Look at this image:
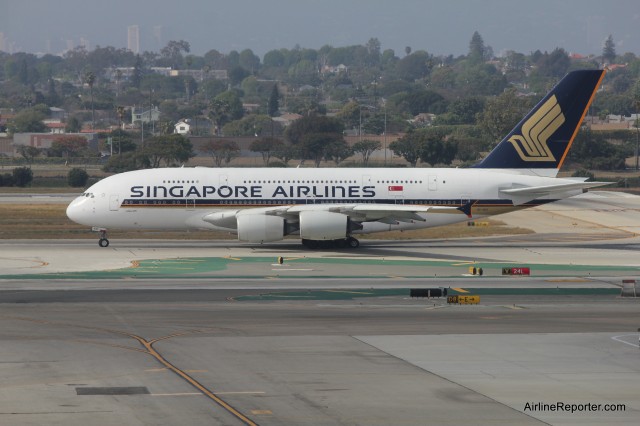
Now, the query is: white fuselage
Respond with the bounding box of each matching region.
[66,167,580,237]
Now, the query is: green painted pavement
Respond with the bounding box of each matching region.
[0,256,637,280]
[234,287,621,301]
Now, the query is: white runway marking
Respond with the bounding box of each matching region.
[611,334,639,348]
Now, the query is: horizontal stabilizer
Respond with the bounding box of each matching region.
[500,180,610,205]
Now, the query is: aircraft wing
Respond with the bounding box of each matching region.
[499,180,610,205]
[203,203,468,229]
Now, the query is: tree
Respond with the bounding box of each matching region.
[131,55,143,89]
[285,115,345,166]
[50,135,88,159]
[389,132,424,167]
[535,48,570,79]
[83,70,96,130]
[201,139,240,166]
[419,133,457,166]
[239,49,260,73]
[437,97,485,125]
[108,129,137,154]
[324,139,353,166]
[160,40,190,69]
[249,137,284,165]
[222,114,272,137]
[65,116,82,133]
[68,168,89,187]
[272,144,298,165]
[477,88,534,145]
[8,108,47,134]
[300,132,345,167]
[366,37,381,65]
[388,89,446,115]
[209,91,244,134]
[268,84,280,117]
[17,145,41,167]
[46,78,60,106]
[145,134,194,167]
[12,167,33,187]
[336,101,361,130]
[602,35,616,64]
[285,115,344,146]
[633,79,640,170]
[352,139,381,166]
[208,99,231,135]
[263,49,286,68]
[395,51,431,81]
[102,151,150,173]
[468,31,487,63]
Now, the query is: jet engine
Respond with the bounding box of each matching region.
[299,211,351,240]
[237,214,286,243]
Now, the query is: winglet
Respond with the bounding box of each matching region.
[475,69,605,173]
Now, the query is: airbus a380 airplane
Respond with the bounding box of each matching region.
[67,69,607,249]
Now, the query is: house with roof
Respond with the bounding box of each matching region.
[174,119,191,135]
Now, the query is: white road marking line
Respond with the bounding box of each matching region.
[611,334,639,348]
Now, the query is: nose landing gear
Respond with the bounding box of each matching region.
[97,229,109,247]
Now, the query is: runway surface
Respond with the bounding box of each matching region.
[0,191,639,425]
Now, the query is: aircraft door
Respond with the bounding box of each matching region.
[109,194,120,211]
[186,198,196,210]
[428,175,437,191]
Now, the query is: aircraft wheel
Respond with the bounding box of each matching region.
[347,237,360,248]
[99,238,110,248]
[334,238,347,249]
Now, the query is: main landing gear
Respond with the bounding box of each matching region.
[98,229,109,247]
[301,236,360,249]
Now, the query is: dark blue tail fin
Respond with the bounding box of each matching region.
[475,69,605,172]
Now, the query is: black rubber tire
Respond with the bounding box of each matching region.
[99,238,109,247]
[334,239,347,249]
[347,237,360,248]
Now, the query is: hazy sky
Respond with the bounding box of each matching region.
[2,0,639,58]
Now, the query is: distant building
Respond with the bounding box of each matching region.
[169,69,228,81]
[12,133,98,152]
[174,120,191,135]
[44,122,66,134]
[127,25,140,54]
[271,113,302,127]
[321,64,348,74]
[131,107,160,124]
[105,67,227,82]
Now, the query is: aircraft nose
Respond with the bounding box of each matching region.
[66,195,91,225]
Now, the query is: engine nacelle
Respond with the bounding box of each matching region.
[237,214,285,243]
[299,211,348,240]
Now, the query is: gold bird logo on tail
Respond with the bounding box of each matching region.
[508,95,565,162]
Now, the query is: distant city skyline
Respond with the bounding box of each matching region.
[2,0,639,58]
[127,25,140,54]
